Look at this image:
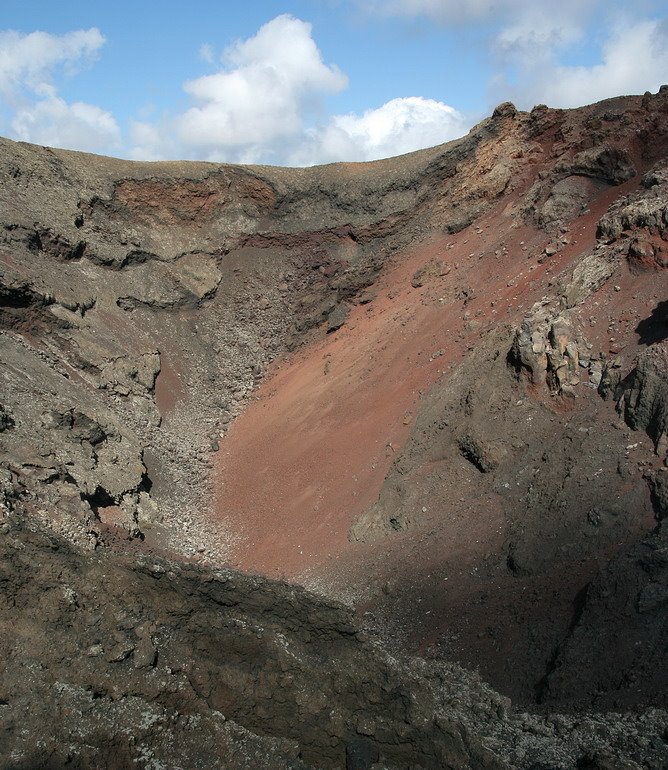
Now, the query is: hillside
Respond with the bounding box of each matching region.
[0,89,667,768]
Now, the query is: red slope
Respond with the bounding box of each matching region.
[212,181,630,581]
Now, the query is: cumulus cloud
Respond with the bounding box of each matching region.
[494,11,583,60]
[10,85,120,153]
[0,28,104,98]
[128,120,170,162]
[364,0,597,55]
[156,15,347,160]
[0,16,471,164]
[363,0,595,28]
[531,19,668,108]
[131,14,466,165]
[0,27,120,154]
[361,1,667,111]
[293,97,468,165]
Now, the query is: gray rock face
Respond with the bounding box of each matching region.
[0,109,531,559]
[563,253,617,307]
[521,146,638,230]
[1,513,666,770]
[649,473,668,520]
[542,522,668,712]
[556,147,636,185]
[458,433,502,473]
[597,161,668,274]
[0,515,495,770]
[326,301,350,332]
[346,107,668,714]
[539,175,607,224]
[617,343,668,457]
[509,309,586,394]
[0,404,13,432]
[598,165,668,244]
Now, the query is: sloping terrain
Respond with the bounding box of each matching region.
[213,93,668,710]
[0,89,667,768]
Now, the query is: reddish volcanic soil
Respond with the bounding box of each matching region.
[214,179,637,580]
[211,165,668,704]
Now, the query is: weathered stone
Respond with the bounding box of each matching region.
[510,309,583,395]
[458,434,501,473]
[563,255,616,308]
[558,147,636,185]
[0,405,14,432]
[617,344,668,456]
[326,302,350,332]
[492,102,517,119]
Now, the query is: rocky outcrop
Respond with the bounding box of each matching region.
[0,113,531,558]
[2,90,666,561]
[346,94,667,708]
[521,146,637,230]
[1,514,666,770]
[458,433,503,473]
[556,147,636,186]
[598,165,668,242]
[510,309,571,390]
[0,404,14,432]
[509,307,595,395]
[0,516,486,769]
[541,523,668,711]
[597,161,668,274]
[562,252,618,308]
[616,343,668,457]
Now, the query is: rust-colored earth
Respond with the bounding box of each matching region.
[212,163,666,704]
[213,180,633,579]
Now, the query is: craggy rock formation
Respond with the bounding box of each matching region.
[1,89,668,767]
[1,511,666,769]
[509,308,585,394]
[0,104,559,560]
[618,344,668,455]
[598,164,668,275]
[0,514,492,770]
[541,521,668,712]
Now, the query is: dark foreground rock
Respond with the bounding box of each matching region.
[0,516,490,770]
[1,515,666,769]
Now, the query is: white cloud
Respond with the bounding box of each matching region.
[0,27,119,155]
[0,28,105,99]
[11,85,120,153]
[494,12,582,59]
[364,0,597,23]
[128,120,170,161]
[530,19,668,108]
[131,15,468,165]
[2,10,666,166]
[198,43,215,65]
[171,14,347,157]
[362,1,668,112]
[293,97,469,165]
[364,0,598,54]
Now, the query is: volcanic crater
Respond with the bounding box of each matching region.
[1,91,667,769]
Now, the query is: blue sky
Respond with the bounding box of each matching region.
[0,1,667,165]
